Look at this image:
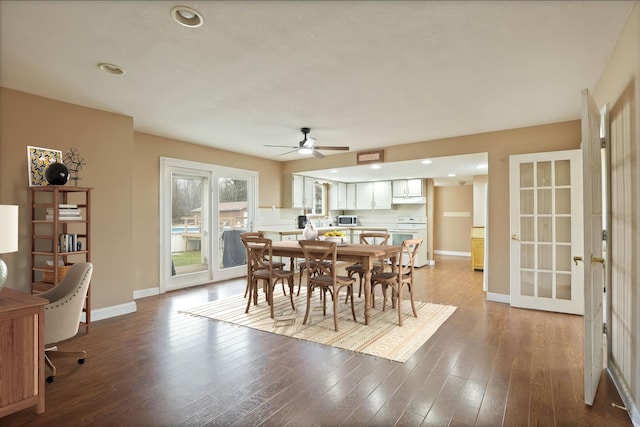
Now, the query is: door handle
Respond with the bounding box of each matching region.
[591,255,605,271]
[573,256,583,265]
[511,234,520,241]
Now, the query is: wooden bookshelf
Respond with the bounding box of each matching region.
[30,186,92,332]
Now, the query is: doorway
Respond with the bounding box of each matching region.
[160,157,258,292]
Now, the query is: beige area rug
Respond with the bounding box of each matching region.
[179,287,456,363]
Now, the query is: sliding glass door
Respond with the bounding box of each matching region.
[160,158,257,292]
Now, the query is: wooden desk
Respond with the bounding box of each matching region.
[0,287,47,417]
[272,241,399,325]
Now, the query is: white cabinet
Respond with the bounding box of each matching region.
[392,179,426,204]
[346,183,357,210]
[329,181,347,210]
[392,179,423,197]
[284,174,314,209]
[355,181,392,210]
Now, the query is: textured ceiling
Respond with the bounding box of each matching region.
[0,1,634,175]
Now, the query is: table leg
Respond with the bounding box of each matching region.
[363,257,373,325]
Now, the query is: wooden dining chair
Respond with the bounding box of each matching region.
[370,238,422,326]
[299,239,357,332]
[240,232,285,299]
[243,237,295,318]
[344,232,390,302]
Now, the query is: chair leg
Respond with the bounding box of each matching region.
[408,283,418,318]
[287,277,295,311]
[348,286,357,322]
[303,284,313,325]
[45,347,86,383]
[297,264,305,296]
[333,291,339,332]
[397,285,403,326]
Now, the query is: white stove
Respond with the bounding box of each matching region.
[388,216,428,267]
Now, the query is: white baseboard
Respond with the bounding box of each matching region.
[608,363,640,426]
[427,259,435,266]
[134,287,160,299]
[486,292,510,304]
[80,301,137,323]
[435,250,471,257]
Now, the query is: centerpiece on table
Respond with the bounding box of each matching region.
[323,230,347,244]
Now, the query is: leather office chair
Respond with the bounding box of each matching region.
[370,238,422,326]
[299,240,356,332]
[38,262,93,383]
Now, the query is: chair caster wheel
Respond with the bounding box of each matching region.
[46,376,55,383]
[78,358,85,365]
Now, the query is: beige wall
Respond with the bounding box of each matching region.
[594,2,639,421]
[283,121,581,295]
[0,88,134,308]
[0,88,283,310]
[132,132,282,292]
[433,185,474,253]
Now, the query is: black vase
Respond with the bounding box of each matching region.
[45,162,70,185]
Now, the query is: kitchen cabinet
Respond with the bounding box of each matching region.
[283,174,314,209]
[471,226,485,271]
[356,181,392,210]
[392,179,424,197]
[329,181,347,210]
[346,183,357,210]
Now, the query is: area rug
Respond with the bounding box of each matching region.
[179,288,456,363]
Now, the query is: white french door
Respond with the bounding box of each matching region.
[160,158,257,292]
[509,149,584,314]
[581,88,606,406]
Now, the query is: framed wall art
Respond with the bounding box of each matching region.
[27,146,62,186]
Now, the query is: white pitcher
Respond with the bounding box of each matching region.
[303,222,318,240]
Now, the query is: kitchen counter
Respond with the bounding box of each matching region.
[260,226,388,237]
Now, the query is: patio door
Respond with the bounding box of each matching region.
[509,149,584,314]
[160,158,257,291]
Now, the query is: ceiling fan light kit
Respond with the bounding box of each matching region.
[264,127,350,159]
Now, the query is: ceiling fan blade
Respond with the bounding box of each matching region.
[277,149,298,156]
[311,149,325,159]
[264,144,299,149]
[313,146,350,151]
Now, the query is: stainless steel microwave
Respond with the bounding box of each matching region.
[336,215,358,226]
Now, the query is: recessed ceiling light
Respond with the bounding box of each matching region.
[448,173,456,177]
[97,63,125,75]
[331,169,338,173]
[476,163,488,169]
[171,6,203,28]
[371,164,381,169]
[421,159,433,164]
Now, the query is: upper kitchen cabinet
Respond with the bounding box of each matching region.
[283,174,314,209]
[346,183,357,210]
[355,181,392,210]
[392,179,426,204]
[329,181,347,210]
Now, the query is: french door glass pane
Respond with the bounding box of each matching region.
[219,178,248,269]
[171,175,208,275]
[518,158,575,304]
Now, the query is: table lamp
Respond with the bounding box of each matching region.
[0,205,19,290]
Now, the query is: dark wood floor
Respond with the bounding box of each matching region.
[3,256,632,427]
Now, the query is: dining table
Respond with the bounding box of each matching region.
[271,240,400,325]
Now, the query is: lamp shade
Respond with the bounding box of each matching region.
[0,205,19,254]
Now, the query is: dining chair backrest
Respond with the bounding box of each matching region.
[242,237,274,273]
[397,238,423,279]
[359,232,390,246]
[299,239,337,281]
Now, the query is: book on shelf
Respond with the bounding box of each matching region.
[59,233,81,252]
[46,215,83,221]
[58,203,77,209]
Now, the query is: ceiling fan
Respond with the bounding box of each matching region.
[264,127,350,158]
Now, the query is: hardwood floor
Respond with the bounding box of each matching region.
[3,255,631,427]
